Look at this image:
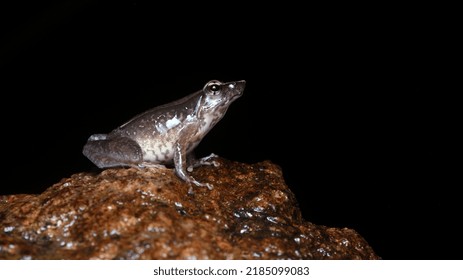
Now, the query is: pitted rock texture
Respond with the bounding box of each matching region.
[0,158,379,259]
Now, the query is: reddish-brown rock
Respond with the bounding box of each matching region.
[0,158,379,259]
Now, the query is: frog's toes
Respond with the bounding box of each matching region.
[187,180,213,194]
[199,153,220,167]
[191,177,214,190]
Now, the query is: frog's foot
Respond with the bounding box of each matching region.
[187,153,220,172]
[187,178,214,194]
[193,179,213,190]
[199,153,220,166]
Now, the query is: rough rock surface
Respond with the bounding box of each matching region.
[0,158,379,259]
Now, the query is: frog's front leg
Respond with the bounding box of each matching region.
[82,134,144,168]
[173,141,213,193]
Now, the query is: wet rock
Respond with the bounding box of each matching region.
[0,158,379,259]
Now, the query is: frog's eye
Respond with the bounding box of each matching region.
[210,84,220,92]
[205,80,222,95]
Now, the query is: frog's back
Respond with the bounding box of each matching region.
[112,89,202,137]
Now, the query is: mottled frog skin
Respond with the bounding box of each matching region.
[83,80,246,190]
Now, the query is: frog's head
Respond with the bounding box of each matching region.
[199,80,246,114]
[191,80,245,135]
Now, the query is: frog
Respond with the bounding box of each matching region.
[83,80,246,191]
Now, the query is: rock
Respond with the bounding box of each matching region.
[0,158,379,259]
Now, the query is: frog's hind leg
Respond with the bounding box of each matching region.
[186,153,220,172]
[82,135,143,169]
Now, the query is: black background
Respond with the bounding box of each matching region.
[1,1,457,260]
